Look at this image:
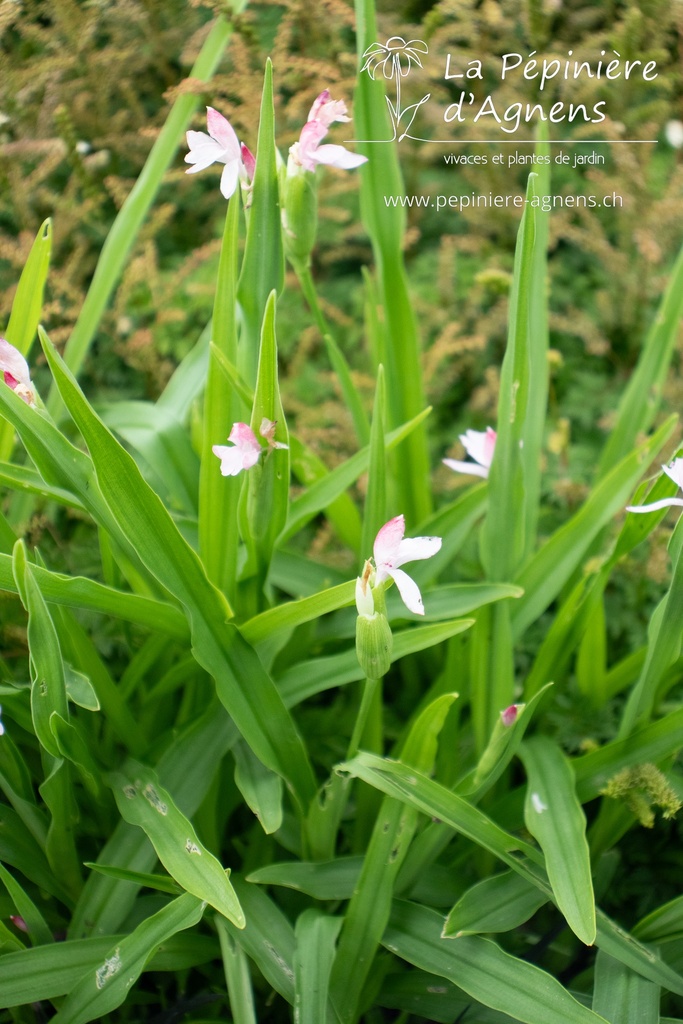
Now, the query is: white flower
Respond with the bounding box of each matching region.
[372,514,441,615]
[0,706,4,736]
[185,107,244,200]
[212,419,288,477]
[626,459,683,513]
[443,427,496,479]
[0,338,37,407]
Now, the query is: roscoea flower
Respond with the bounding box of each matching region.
[287,91,367,175]
[371,514,441,615]
[307,89,350,128]
[443,427,496,479]
[212,418,288,477]
[361,36,429,80]
[0,338,37,407]
[185,107,245,199]
[626,459,683,513]
[240,143,256,183]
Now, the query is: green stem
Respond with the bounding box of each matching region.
[347,676,381,760]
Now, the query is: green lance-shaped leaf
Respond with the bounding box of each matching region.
[40,327,316,813]
[592,949,660,1024]
[0,553,187,637]
[233,739,283,836]
[49,893,204,1024]
[444,869,547,937]
[236,59,284,388]
[12,541,68,758]
[295,910,342,1024]
[216,915,258,1024]
[46,16,234,411]
[329,694,457,1024]
[520,736,596,946]
[384,902,609,1024]
[360,365,387,562]
[481,173,540,581]
[598,240,683,477]
[109,762,244,927]
[200,192,241,600]
[353,0,430,525]
[243,291,290,566]
[248,856,364,901]
[619,512,683,738]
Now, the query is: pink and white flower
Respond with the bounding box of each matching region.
[370,514,441,616]
[626,459,683,514]
[0,338,37,407]
[288,91,367,175]
[185,107,245,199]
[212,418,288,477]
[443,427,496,479]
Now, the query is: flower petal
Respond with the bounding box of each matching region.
[212,444,250,476]
[206,107,240,158]
[229,422,260,451]
[443,458,489,479]
[388,567,425,615]
[185,132,226,172]
[460,427,496,468]
[0,337,31,386]
[373,515,405,578]
[355,576,374,616]
[662,460,683,489]
[626,498,683,513]
[310,144,367,170]
[219,159,240,200]
[396,535,442,567]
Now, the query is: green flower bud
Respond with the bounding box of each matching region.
[356,610,393,679]
[282,170,318,270]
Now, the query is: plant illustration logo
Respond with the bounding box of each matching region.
[361,36,431,141]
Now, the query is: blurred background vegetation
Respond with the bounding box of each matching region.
[1,0,682,626]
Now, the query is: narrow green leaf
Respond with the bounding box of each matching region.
[236,58,284,387]
[200,193,241,600]
[592,949,659,1024]
[12,541,68,758]
[444,870,547,937]
[216,915,258,1024]
[353,0,430,523]
[109,762,245,927]
[385,902,608,1024]
[360,365,387,562]
[244,290,290,565]
[0,459,83,507]
[520,736,596,945]
[233,739,283,835]
[219,876,296,1005]
[482,173,541,580]
[248,856,363,900]
[295,910,342,1024]
[0,552,187,636]
[83,863,180,896]
[50,894,204,1024]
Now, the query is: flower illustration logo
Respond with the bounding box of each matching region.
[361,36,430,141]
[361,36,428,79]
